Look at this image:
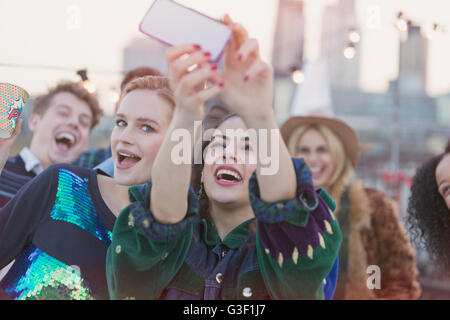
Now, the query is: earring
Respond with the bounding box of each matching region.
[198,182,205,199]
[198,173,206,199]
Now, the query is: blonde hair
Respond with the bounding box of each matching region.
[287,124,354,194]
[119,76,175,110]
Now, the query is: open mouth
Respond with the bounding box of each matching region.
[116,150,141,170]
[309,166,326,180]
[54,132,76,152]
[215,166,242,186]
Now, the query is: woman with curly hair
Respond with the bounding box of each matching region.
[407,142,450,275]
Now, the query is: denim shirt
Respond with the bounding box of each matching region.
[106,158,342,300]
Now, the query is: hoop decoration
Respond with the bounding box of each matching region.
[0,83,29,139]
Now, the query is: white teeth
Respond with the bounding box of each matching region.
[118,152,137,158]
[310,167,321,173]
[216,169,242,181]
[56,132,75,144]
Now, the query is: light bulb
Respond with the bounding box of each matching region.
[291,70,305,84]
[343,46,356,59]
[349,30,360,43]
[83,80,96,94]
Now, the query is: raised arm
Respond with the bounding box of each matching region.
[219,19,296,203]
[218,19,341,299]
[150,45,222,224]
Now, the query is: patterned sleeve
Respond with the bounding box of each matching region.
[250,158,342,299]
[106,182,199,300]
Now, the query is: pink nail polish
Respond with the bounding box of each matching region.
[204,52,211,57]
[218,82,224,88]
[244,75,249,82]
[193,44,201,50]
[211,64,218,71]
[237,54,242,61]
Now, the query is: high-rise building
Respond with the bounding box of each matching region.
[122,37,168,75]
[398,24,428,95]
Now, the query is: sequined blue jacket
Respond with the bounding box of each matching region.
[107,158,342,300]
[0,164,116,300]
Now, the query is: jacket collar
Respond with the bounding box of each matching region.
[202,217,255,249]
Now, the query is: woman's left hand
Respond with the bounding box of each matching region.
[0,118,22,175]
[219,16,275,123]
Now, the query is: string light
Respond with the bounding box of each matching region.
[432,23,445,33]
[395,12,408,32]
[76,69,96,94]
[290,66,304,84]
[343,43,356,59]
[348,28,360,43]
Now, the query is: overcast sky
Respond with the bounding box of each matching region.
[1,0,449,102]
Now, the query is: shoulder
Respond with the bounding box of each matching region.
[361,186,400,225]
[4,155,31,177]
[363,186,393,209]
[40,163,95,183]
[46,163,93,175]
[347,180,391,208]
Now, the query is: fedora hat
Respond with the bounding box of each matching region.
[280,113,361,168]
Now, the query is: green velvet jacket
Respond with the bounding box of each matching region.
[106,158,342,299]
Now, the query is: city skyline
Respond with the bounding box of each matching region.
[1,0,449,99]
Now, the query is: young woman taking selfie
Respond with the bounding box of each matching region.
[106,20,342,300]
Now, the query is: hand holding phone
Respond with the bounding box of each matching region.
[139,0,232,62]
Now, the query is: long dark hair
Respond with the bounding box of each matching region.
[407,151,450,274]
[191,112,238,218]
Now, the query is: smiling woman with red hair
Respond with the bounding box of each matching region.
[0,76,175,300]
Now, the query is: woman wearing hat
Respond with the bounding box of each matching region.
[281,114,421,299]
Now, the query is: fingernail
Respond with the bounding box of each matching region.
[218,82,224,88]
[244,75,249,82]
[237,54,242,61]
[204,52,211,58]
[193,44,201,50]
[211,64,218,71]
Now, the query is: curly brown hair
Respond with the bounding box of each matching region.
[32,81,103,129]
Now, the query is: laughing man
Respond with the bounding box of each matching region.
[0,81,103,207]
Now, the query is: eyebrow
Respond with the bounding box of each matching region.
[54,104,71,112]
[211,134,250,142]
[136,117,158,124]
[116,114,159,126]
[56,104,92,119]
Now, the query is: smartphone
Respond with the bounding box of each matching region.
[139,0,232,62]
[0,83,29,139]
